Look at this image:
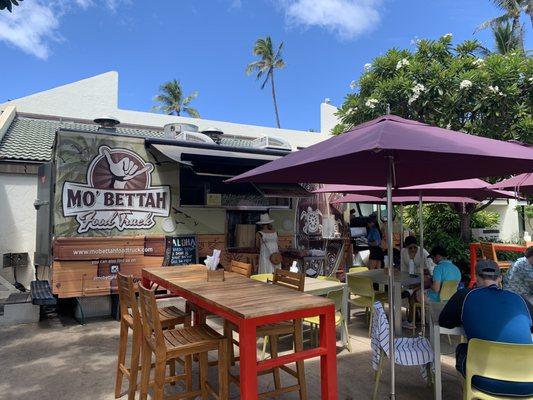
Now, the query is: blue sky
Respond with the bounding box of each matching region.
[0,0,531,132]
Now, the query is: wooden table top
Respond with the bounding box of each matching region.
[143,265,333,320]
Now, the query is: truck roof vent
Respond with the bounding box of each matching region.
[252,136,292,151]
[175,131,215,144]
[93,115,120,133]
[201,127,224,144]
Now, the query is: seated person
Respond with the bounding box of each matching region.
[439,260,533,397]
[425,245,461,302]
[504,246,533,304]
[400,236,435,275]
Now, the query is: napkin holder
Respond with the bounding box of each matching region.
[207,269,225,282]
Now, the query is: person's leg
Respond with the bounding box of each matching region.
[455,343,468,377]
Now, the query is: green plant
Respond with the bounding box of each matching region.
[0,0,23,12]
[402,204,499,266]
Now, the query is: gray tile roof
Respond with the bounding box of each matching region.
[0,116,255,162]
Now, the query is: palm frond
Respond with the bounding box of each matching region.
[475,14,512,32]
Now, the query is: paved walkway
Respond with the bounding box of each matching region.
[0,300,463,399]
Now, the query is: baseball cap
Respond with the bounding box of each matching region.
[428,245,448,258]
[475,259,500,278]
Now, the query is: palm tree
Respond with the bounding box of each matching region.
[153,80,200,118]
[492,21,522,53]
[476,0,529,52]
[246,37,285,128]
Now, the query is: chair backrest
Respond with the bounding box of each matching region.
[349,266,369,274]
[317,275,340,282]
[327,288,344,311]
[117,273,140,322]
[371,301,390,359]
[439,280,459,302]
[347,274,374,298]
[137,283,165,348]
[465,339,533,395]
[480,242,497,262]
[273,269,305,292]
[251,273,273,282]
[230,260,253,278]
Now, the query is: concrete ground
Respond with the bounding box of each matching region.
[0,300,463,400]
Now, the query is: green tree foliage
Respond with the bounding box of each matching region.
[0,0,23,12]
[246,36,285,128]
[335,35,532,142]
[153,80,200,118]
[491,21,523,54]
[402,204,499,265]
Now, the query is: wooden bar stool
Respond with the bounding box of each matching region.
[138,283,229,400]
[224,269,308,400]
[115,273,191,400]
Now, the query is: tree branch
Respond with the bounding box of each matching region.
[474,198,496,213]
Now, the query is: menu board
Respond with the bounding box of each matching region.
[163,235,198,266]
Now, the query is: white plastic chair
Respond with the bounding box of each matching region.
[371,301,434,400]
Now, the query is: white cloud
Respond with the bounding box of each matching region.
[278,0,382,40]
[0,0,127,60]
[0,1,61,59]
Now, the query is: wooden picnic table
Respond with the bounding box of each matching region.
[468,243,526,288]
[142,265,338,400]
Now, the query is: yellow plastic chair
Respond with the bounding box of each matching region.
[347,275,388,336]
[464,339,533,400]
[349,266,369,274]
[317,275,341,282]
[303,288,352,352]
[250,273,273,283]
[412,280,459,335]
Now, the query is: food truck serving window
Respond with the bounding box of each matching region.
[180,167,290,208]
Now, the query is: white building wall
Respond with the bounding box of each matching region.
[486,199,522,242]
[0,173,37,288]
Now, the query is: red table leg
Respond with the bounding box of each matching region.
[320,305,338,400]
[239,320,258,400]
[141,275,150,288]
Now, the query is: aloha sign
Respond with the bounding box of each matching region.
[62,145,170,233]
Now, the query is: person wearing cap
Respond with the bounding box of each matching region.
[400,236,435,275]
[504,246,533,304]
[425,245,461,302]
[255,213,281,274]
[439,260,533,397]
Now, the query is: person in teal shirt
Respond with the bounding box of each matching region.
[426,245,462,302]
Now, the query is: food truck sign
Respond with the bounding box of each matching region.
[62,145,170,233]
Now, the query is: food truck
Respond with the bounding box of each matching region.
[34,121,348,306]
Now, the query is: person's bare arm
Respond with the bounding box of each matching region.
[432,280,441,293]
[255,232,261,251]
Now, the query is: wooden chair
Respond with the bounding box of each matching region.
[347,274,388,336]
[138,283,229,400]
[229,260,253,278]
[115,273,190,400]
[224,269,308,399]
[464,339,533,400]
[480,242,512,269]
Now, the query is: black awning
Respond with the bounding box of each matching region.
[148,142,281,177]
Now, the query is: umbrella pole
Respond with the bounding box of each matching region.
[418,194,426,336]
[387,157,396,399]
[400,204,404,252]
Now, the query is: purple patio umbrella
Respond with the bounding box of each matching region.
[227,114,533,399]
[488,173,533,196]
[330,194,479,205]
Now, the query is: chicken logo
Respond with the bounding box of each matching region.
[62,145,170,233]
